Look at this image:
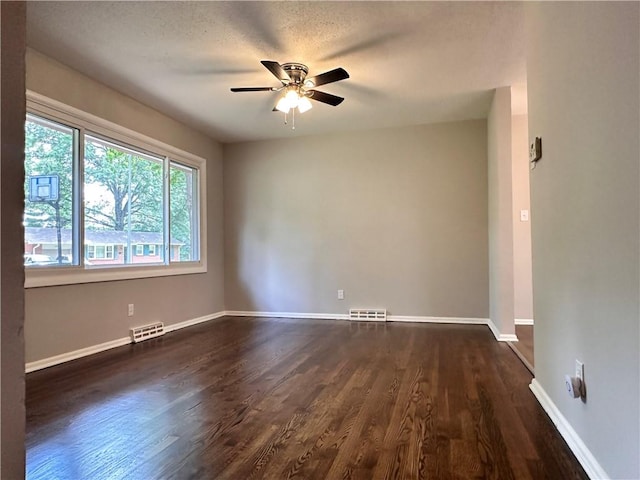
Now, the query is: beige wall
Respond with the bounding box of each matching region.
[487,87,515,337]
[527,2,639,478]
[24,50,225,363]
[511,114,533,321]
[224,120,489,318]
[1,2,26,477]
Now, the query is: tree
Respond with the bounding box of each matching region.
[170,165,195,260]
[84,139,163,233]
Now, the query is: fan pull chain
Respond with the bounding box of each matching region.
[281,109,296,130]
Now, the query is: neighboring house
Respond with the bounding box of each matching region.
[24,227,183,265]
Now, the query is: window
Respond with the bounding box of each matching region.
[25,93,206,287]
[170,162,199,262]
[24,115,78,266]
[84,135,164,265]
[87,244,115,260]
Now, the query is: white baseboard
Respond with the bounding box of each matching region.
[164,311,227,333]
[26,310,227,373]
[487,319,519,342]
[529,379,609,479]
[515,318,534,325]
[389,315,488,325]
[226,310,350,321]
[393,316,518,341]
[25,336,131,373]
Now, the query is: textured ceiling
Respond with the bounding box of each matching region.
[26,1,526,143]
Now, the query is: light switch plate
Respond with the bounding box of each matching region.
[575,360,584,381]
[530,137,542,163]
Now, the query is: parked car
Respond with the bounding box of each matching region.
[24,253,54,265]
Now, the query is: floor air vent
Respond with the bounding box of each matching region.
[130,322,165,342]
[349,309,387,322]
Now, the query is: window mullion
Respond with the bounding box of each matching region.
[163,156,170,265]
[191,169,200,261]
[76,127,85,267]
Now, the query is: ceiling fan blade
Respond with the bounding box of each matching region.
[230,87,276,92]
[260,60,290,83]
[308,90,344,106]
[305,68,349,88]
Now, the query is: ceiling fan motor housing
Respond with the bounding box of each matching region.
[282,63,309,85]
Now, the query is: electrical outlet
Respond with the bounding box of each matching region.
[128,304,134,317]
[337,289,344,300]
[575,360,584,382]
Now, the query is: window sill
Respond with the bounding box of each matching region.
[24,262,207,288]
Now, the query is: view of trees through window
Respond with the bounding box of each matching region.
[84,135,164,265]
[170,162,198,261]
[24,113,199,268]
[24,116,76,266]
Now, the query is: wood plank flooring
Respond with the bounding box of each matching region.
[509,326,534,373]
[26,317,586,480]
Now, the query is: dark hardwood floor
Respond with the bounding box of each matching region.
[26,317,586,480]
[509,325,534,374]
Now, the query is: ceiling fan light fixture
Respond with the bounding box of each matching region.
[284,88,300,108]
[298,96,312,113]
[275,96,291,113]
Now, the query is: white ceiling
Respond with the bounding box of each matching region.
[26,1,526,143]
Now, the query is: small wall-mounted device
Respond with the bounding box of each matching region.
[530,137,542,169]
[565,374,583,399]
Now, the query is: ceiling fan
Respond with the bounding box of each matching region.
[230,60,349,118]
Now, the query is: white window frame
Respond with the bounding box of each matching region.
[148,245,157,256]
[135,244,144,256]
[25,91,207,288]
